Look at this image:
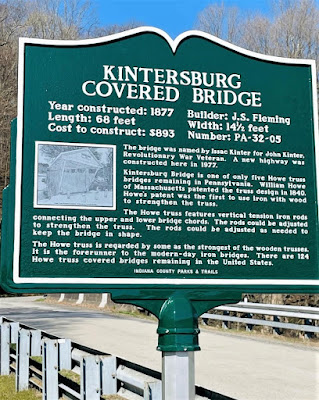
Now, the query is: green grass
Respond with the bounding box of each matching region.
[30,356,42,364]
[59,369,80,385]
[0,373,125,400]
[0,375,41,399]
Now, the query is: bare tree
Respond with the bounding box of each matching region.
[23,0,98,40]
[194,2,243,44]
[240,14,273,55]
[0,1,26,46]
[271,0,319,62]
[240,0,319,86]
[0,1,25,192]
[91,21,142,38]
[195,0,319,64]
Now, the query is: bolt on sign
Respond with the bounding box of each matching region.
[1,27,318,293]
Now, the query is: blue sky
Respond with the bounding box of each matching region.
[95,0,273,38]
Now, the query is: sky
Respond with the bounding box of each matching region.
[95,0,273,39]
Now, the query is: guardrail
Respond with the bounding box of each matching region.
[52,294,319,339]
[0,317,235,400]
[201,301,319,338]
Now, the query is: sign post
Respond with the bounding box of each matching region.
[162,351,195,399]
[1,27,318,398]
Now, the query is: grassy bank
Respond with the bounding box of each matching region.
[0,375,41,400]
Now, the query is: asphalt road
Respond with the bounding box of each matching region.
[0,296,318,400]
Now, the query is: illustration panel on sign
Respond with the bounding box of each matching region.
[34,141,116,210]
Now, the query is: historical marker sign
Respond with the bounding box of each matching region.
[1,27,318,292]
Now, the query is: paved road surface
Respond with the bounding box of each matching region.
[0,296,318,400]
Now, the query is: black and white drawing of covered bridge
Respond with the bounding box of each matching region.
[36,143,115,209]
[47,147,102,197]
